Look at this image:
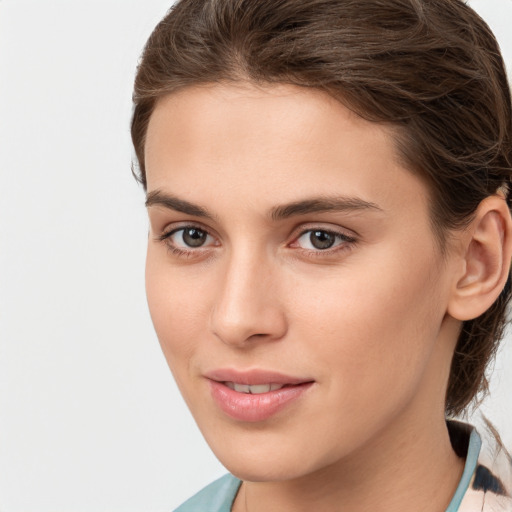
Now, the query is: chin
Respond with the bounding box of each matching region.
[204,430,331,483]
[222,458,310,483]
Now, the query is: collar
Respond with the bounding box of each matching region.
[448,420,512,511]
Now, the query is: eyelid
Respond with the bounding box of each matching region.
[290,223,357,241]
[158,221,216,241]
[170,227,216,247]
[156,222,221,257]
[288,224,358,255]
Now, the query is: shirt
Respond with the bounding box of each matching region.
[174,421,512,511]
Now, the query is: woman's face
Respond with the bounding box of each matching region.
[144,84,461,481]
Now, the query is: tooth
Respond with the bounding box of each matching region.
[233,383,251,393]
[248,384,271,394]
[228,383,286,394]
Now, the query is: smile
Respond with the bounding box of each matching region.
[224,382,286,394]
[205,369,314,422]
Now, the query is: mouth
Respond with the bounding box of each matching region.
[223,382,290,394]
[205,369,314,422]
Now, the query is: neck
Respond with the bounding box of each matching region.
[233,316,465,512]
[235,409,464,512]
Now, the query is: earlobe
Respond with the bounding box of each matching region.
[448,196,512,321]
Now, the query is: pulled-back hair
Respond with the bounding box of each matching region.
[131,0,512,416]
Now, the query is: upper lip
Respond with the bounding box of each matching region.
[204,368,313,386]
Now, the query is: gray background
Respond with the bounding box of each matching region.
[1,1,511,510]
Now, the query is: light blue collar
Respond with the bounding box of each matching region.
[445,428,482,511]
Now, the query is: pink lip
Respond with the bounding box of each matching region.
[205,368,311,386]
[205,368,314,422]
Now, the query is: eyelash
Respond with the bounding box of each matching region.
[157,225,357,259]
[291,229,356,259]
[157,225,217,258]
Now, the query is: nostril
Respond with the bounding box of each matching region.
[209,267,288,346]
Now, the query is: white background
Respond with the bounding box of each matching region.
[0,1,511,510]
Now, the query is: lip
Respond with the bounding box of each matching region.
[204,368,312,386]
[205,368,314,422]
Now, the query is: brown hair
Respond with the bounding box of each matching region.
[131,0,512,416]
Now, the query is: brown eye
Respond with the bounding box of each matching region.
[294,228,355,252]
[182,228,208,247]
[309,230,335,250]
[163,226,216,250]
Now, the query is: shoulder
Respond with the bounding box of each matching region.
[173,474,242,512]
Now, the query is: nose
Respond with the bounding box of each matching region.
[209,247,288,348]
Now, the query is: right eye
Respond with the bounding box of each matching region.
[163,226,216,249]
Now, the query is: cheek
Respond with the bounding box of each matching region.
[145,247,210,374]
[289,246,444,403]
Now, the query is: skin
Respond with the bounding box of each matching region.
[143,83,502,511]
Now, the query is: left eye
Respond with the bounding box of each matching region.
[168,227,215,248]
[295,230,350,250]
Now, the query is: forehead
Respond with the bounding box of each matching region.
[144,83,430,224]
[146,83,386,149]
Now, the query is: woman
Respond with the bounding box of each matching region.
[131,0,512,510]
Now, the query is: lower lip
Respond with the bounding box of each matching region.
[208,380,314,422]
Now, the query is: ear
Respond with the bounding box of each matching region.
[448,195,512,321]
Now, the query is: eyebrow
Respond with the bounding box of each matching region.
[145,190,214,218]
[145,190,382,221]
[269,197,383,221]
